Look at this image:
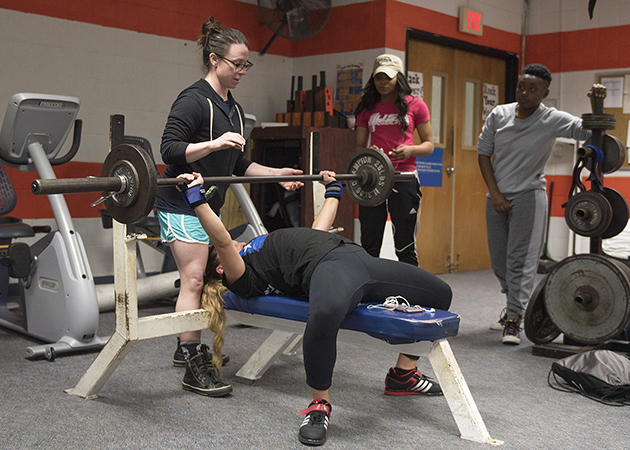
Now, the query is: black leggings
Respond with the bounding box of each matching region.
[304,244,452,390]
[359,178,421,265]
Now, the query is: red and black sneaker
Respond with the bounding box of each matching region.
[385,367,443,396]
[298,399,332,446]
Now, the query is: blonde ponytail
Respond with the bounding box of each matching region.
[201,279,228,374]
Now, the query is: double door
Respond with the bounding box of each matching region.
[408,39,507,274]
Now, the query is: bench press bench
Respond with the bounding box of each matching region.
[224,292,503,446]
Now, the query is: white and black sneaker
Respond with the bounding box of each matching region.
[182,345,232,397]
[490,308,508,331]
[173,337,229,367]
[502,317,522,345]
[298,399,332,446]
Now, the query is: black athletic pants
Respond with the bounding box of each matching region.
[304,244,452,390]
[359,178,421,266]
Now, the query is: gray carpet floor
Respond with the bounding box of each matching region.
[1,269,629,449]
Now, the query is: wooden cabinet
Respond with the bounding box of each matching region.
[250,126,356,240]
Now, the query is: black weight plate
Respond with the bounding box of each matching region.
[524,275,562,345]
[544,254,630,344]
[602,187,629,239]
[101,144,157,224]
[584,134,626,174]
[581,113,616,130]
[564,191,612,237]
[345,148,395,207]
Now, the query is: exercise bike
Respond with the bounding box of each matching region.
[0,93,104,359]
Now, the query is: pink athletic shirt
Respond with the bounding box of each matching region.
[356,95,430,172]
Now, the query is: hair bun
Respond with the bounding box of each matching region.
[202,16,223,36]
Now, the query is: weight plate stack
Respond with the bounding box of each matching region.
[583,134,625,174]
[544,254,630,344]
[564,191,612,237]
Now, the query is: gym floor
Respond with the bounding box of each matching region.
[1,269,628,449]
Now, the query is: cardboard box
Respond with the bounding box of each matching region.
[302,111,312,127]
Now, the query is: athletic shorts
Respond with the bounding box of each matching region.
[157,210,210,244]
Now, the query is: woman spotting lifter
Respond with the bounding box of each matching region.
[156,17,303,397]
[177,171,453,446]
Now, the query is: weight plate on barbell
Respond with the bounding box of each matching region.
[581,113,616,130]
[602,187,629,239]
[584,134,626,174]
[564,191,612,237]
[544,254,630,344]
[524,275,562,345]
[101,143,157,224]
[345,148,395,207]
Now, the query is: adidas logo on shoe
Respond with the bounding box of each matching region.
[385,367,443,396]
[298,399,332,446]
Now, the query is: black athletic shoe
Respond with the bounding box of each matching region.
[384,367,443,396]
[173,337,230,367]
[298,399,332,446]
[182,347,232,397]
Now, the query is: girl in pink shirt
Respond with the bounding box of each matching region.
[355,54,434,266]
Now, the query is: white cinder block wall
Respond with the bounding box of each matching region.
[0,7,292,275]
[1,0,629,275]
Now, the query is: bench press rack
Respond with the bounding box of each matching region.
[65,217,502,445]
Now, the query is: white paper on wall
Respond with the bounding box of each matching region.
[482,83,499,120]
[622,75,630,113]
[601,76,623,109]
[408,71,423,99]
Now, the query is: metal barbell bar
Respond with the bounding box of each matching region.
[30,145,417,224]
[31,172,401,196]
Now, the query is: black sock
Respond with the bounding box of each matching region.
[394,367,415,376]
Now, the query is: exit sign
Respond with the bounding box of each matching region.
[459,7,483,36]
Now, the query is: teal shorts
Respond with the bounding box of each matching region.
[157,210,210,244]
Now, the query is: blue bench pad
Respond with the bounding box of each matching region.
[224,292,460,345]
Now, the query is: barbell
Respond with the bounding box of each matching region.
[31,145,416,224]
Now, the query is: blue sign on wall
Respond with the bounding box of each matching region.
[416,147,443,187]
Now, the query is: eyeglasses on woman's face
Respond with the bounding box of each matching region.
[220,56,254,73]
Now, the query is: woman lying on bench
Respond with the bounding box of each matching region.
[178,171,453,446]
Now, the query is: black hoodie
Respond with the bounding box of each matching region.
[156,79,252,215]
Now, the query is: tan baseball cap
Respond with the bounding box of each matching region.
[372,54,404,78]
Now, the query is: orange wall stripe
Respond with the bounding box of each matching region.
[291,1,521,57]
[546,174,630,218]
[526,25,630,73]
[1,1,520,57]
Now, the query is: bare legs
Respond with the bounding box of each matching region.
[170,240,209,342]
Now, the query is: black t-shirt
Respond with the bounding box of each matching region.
[224,228,357,297]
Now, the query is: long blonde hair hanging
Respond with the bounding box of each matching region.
[202,247,228,373]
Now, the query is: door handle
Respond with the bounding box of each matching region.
[446,166,455,175]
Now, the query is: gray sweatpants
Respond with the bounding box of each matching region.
[485,189,547,319]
